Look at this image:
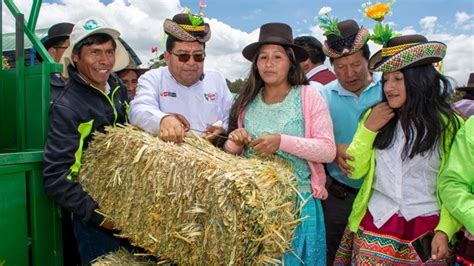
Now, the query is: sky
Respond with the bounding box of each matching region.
[2,0,474,85]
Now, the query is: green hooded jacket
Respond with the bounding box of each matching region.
[439,117,474,234]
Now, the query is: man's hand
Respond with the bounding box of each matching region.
[171,113,190,131]
[250,134,281,157]
[159,115,186,143]
[336,144,354,176]
[204,125,225,142]
[228,128,252,147]
[364,102,395,132]
[431,231,449,260]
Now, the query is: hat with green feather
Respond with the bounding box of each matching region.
[317,7,370,58]
[163,2,211,43]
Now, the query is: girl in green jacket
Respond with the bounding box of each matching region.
[334,34,462,265]
[439,117,474,265]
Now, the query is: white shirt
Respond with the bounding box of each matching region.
[368,122,440,228]
[305,64,330,80]
[129,66,234,135]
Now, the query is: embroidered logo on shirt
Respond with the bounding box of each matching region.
[204,92,217,101]
[160,91,177,97]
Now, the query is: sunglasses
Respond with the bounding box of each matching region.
[171,52,206,63]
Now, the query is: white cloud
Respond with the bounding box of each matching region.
[454,11,474,31]
[419,16,438,33]
[400,26,417,35]
[455,11,471,25]
[427,33,474,87]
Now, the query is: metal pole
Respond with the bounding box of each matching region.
[27,0,42,30]
[16,13,26,151]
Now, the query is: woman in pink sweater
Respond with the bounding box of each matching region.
[223,22,336,265]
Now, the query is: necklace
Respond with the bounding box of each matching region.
[261,87,291,104]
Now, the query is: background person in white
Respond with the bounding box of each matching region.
[129,12,234,143]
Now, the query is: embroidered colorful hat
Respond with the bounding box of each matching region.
[368,34,447,72]
[163,13,211,43]
[60,17,129,78]
[457,73,474,91]
[242,22,308,62]
[322,19,370,58]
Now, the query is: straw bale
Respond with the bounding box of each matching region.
[92,248,158,266]
[79,125,301,265]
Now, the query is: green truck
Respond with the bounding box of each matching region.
[1,0,63,264]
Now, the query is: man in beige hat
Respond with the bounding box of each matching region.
[42,17,130,263]
[129,12,234,144]
[117,52,148,100]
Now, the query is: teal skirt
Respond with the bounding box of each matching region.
[282,191,326,265]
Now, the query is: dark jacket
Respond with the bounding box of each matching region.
[43,65,129,225]
[50,73,67,101]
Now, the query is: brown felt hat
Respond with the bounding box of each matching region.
[242,22,308,62]
[42,22,74,49]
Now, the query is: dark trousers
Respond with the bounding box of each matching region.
[62,210,81,265]
[72,215,121,265]
[322,179,358,266]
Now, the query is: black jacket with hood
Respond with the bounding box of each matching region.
[43,64,129,225]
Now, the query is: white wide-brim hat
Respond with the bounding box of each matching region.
[60,17,129,78]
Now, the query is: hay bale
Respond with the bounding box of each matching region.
[91,248,159,265]
[80,125,301,265]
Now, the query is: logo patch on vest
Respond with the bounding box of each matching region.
[160,91,177,97]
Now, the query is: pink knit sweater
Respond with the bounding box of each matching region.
[224,85,336,199]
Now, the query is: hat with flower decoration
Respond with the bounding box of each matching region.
[368,34,446,72]
[163,2,211,43]
[317,7,370,58]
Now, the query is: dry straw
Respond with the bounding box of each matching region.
[80,125,303,265]
[92,248,158,266]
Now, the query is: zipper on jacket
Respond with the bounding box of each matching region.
[90,84,120,126]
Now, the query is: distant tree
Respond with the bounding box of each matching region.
[227,78,247,94]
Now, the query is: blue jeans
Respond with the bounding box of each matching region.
[72,215,121,265]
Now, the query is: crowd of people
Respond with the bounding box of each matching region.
[38,5,473,266]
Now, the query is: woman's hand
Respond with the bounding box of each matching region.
[364,102,395,132]
[228,128,252,146]
[431,231,449,260]
[250,134,281,157]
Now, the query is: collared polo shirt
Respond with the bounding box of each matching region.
[319,72,383,188]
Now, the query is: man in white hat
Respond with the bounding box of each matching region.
[129,12,234,144]
[42,17,130,263]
